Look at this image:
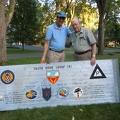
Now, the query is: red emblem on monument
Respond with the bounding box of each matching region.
[46,70,60,84]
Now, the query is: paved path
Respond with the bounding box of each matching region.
[7,52,42,59]
[11,45,43,51]
[7,45,74,58]
[7,51,74,59]
[7,45,120,59]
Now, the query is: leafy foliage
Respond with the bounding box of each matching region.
[105,0,120,43]
[76,2,98,31]
[7,0,40,45]
[37,2,56,45]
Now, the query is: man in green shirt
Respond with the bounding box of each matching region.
[66,18,96,66]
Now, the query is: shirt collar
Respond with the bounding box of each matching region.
[54,23,64,29]
[75,27,84,36]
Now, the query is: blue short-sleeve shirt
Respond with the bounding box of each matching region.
[46,23,71,51]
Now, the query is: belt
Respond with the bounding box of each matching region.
[75,50,92,55]
[49,48,64,53]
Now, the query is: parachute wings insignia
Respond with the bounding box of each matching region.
[90,64,106,79]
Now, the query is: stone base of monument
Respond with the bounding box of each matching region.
[0,59,120,111]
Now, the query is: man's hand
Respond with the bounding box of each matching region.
[90,56,96,66]
[40,58,46,63]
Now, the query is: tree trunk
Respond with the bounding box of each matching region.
[98,14,105,54]
[95,0,108,55]
[0,0,15,63]
[0,0,7,63]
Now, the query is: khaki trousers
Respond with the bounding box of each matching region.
[74,51,92,61]
[48,50,65,63]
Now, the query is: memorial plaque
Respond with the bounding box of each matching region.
[0,59,120,111]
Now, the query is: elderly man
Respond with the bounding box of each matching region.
[66,18,96,66]
[40,11,71,63]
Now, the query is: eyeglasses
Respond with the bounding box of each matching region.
[58,17,66,20]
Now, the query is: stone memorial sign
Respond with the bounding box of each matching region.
[0,59,120,111]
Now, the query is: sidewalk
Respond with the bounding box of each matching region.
[7,45,120,59]
[7,51,74,59]
[7,52,42,59]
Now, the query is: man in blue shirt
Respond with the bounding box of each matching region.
[40,11,71,63]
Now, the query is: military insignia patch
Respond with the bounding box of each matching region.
[42,87,51,101]
[57,87,69,99]
[1,70,15,84]
[46,70,60,84]
[73,87,83,98]
[26,90,37,99]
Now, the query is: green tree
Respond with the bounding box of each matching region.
[0,0,15,63]
[76,2,98,31]
[105,0,120,46]
[37,2,55,45]
[7,0,39,50]
[40,0,98,30]
[95,0,108,55]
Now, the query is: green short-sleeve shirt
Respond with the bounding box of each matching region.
[69,27,96,52]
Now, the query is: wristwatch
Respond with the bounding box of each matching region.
[92,55,96,57]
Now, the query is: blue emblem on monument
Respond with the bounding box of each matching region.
[42,87,51,101]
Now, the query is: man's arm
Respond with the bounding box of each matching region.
[90,43,96,66]
[40,40,50,63]
[65,36,72,48]
[91,43,96,57]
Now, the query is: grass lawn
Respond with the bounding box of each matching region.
[3,52,120,67]
[7,46,42,54]
[0,48,120,120]
[0,103,120,120]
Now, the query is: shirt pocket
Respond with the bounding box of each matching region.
[71,38,76,47]
[79,36,88,46]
